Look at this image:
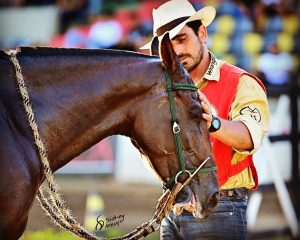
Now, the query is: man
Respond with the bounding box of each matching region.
[140,0,270,239]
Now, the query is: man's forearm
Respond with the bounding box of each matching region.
[211,119,254,151]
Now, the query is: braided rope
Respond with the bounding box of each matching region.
[4,49,99,240]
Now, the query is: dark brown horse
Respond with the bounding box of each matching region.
[0,35,219,239]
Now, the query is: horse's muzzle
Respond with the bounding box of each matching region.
[172,186,219,219]
[193,191,219,219]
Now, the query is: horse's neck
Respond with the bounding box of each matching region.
[20,48,162,171]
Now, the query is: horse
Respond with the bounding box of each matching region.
[0,34,219,239]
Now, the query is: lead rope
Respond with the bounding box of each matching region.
[4,48,98,240]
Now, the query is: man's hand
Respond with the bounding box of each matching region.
[198,90,213,129]
[197,90,254,151]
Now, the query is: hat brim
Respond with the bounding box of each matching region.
[140,6,216,50]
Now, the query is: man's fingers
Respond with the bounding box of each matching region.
[202,113,210,121]
[198,90,209,102]
[197,90,206,101]
[198,91,210,111]
[201,100,211,115]
[198,90,213,129]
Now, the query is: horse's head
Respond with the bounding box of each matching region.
[130,34,219,218]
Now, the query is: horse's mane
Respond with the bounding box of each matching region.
[0,46,160,61]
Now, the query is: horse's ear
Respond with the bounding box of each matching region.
[159,33,183,76]
[150,36,159,56]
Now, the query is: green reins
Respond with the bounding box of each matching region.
[164,70,217,189]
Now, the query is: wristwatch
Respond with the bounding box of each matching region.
[209,115,221,132]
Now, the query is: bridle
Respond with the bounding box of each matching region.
[108,70,219,239]
[164,69,217,189]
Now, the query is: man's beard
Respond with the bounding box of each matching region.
[178,39,204,72]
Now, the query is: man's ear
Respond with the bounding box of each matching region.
[150,36,159,56]
[198,25,208,44]
[159,33,182,75]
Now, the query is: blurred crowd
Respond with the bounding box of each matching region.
[1,0,299,86]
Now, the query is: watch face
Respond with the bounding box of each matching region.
[209,116,221,132]
[213,118,221,129]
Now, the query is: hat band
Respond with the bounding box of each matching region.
[156,16,190,37]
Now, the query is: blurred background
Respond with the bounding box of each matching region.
[0,0,299,239]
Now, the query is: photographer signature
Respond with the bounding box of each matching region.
[95,214,125,230]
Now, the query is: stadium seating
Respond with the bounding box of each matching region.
[243,33,264,55]
[277,32,295,53]
[282,15,299,35]
[209,33,230,56]
[215,15,235,36]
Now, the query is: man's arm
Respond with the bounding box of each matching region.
[198,74,269,153]
[199,91,254,151]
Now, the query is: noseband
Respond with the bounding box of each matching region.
[164,70,217,189]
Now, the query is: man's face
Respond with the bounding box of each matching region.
[170,25,205,72]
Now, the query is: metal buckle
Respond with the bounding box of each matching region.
[175,170,191,184]
[173,122,180,134]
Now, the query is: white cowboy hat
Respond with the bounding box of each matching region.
[140,0,216,50]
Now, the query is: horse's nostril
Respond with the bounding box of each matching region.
[207,192,219,209]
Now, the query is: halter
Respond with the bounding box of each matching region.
[164,69,217,189]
